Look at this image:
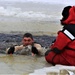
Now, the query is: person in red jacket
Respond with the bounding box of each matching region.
[45,6,75,66]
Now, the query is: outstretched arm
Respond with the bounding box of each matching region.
[6,45,23,54]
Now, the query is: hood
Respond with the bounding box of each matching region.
[62,6,75,25]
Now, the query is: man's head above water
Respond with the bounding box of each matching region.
[22,33,34,46]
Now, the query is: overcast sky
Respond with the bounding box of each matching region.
[0,0,75,5]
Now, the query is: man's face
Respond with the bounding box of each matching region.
[22,37,34,46]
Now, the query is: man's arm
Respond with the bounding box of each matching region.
[31,43,43,55]
[6,46,15,54]
[6,45,23,54]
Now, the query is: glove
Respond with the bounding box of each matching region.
[7,46,15,54]
[32,46,39,55]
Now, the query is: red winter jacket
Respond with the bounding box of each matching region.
[45,6,75,66]
[45,30,75,66]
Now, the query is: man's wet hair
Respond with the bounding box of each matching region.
[23,33,33,40]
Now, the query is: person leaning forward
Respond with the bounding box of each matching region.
[45,6,75,66]
[6,33,45,56]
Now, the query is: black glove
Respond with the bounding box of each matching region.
[52,47,62,54]
[7,46,15,54]
[32,46,39,55]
